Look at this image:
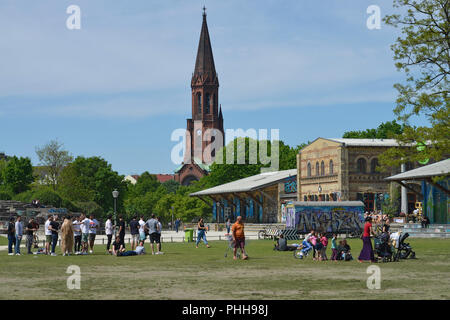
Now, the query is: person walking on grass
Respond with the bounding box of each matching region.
[44,215,53,255]
[49,216,60,256]
[146,214,161,255]
[232,216,248,260]
[105,215,114,254]
[196,218,210,248]
[129,216,140,251]
[25,217,37,254]
[7,217,15,256]
[175,218,180,233]
[14,216,23,256]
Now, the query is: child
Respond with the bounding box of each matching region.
[330,234,338,261]
[341,239,353,261]
[320,233,328,261]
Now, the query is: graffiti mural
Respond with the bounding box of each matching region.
[284,178,297,194]
[286,204,364,234]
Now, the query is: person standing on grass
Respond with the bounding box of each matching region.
[156,217,164,254]
[226,218,231,235]
[49,216,60,256]
[14,216,23,256]
[44,215,53,255]
[25,217,37,254]
[330,234,338,261]
[175,218,180,233]
[7,217,16,256]
[80,213,90,255]
[231,216,248,260]
[73,216,82,254]
[105,215,114,254]
[138,215,146,244]
[129,216,140,251]
[88,214,99,254]
[358,216,375,263]
[146,214,160,255]
[117,215,126,249]
[196,218,210,249]
[320,233,328,261]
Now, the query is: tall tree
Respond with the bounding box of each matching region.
[381,0,449,168]
[35,140,73,190]
[1,156,34,194]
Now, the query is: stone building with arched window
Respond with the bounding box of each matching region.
[296,138,418,212]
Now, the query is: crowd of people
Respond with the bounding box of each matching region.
[6,213,168,256]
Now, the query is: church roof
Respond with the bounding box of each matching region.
[193,11,216,78]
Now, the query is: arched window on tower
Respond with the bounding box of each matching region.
[321,161,325,176]
[307,162,311,177]
[329,160,334,175]
[357,158,367,173]
[197,93,202,114]
[205,93,210,114]
[316,162,320,176]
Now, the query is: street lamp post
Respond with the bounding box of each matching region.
[112,189,119,236]
[171,206,174,231]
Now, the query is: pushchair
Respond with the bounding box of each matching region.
[374,232,394,262]
[395,232,416,260]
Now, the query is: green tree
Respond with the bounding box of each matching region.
[35,140,73,190]
[343,120,405,139]
[381,0,450,167]
[69,156,126,216]
[1,156,34,194]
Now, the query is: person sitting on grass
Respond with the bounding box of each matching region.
[274,234,297,251]
[340,239,353,261]
[111,235,125,256]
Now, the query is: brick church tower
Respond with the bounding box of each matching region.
[175,9,224,186]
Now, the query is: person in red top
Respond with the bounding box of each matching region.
[232,216,248,260]
[358,216,375,262]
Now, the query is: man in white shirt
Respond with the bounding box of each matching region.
[138,215,146,244]
[44,216,53,255]
[105,215,113,254]
[80,213,90,255]
[88,214,99,254]
[73,216,82,254]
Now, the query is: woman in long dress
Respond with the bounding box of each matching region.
[358,216,375,262]
[61,216,74,256]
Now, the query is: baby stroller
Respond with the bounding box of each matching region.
[395,232,416,260]
[374,232,394,262]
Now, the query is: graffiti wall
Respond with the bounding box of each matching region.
[286,205,364,234]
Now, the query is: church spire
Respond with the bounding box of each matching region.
[193,7,217,80]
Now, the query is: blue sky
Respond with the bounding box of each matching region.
[0,0,429,175]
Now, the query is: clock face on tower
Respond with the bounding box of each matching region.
[196,129,202,136]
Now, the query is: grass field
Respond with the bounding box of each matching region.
[0,237,449,300]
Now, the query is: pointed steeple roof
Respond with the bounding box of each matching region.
[193,9,216,79]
